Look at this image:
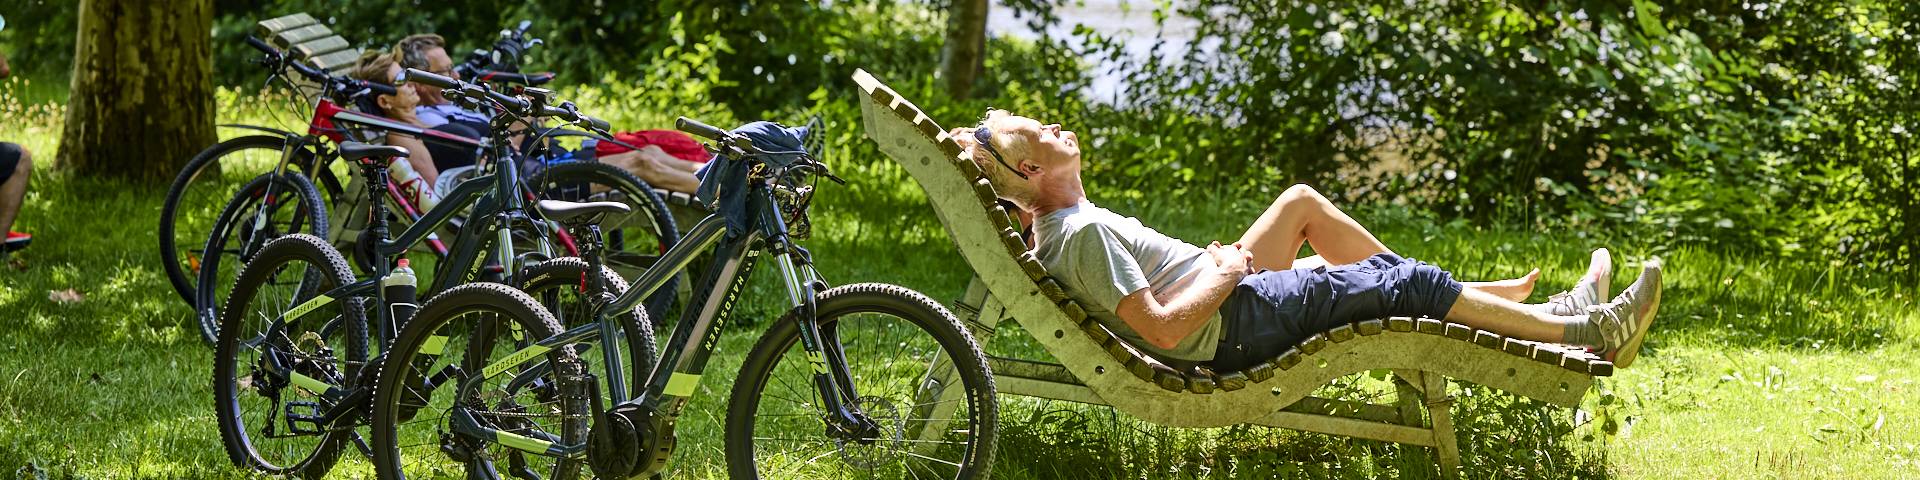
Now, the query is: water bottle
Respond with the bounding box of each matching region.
[384,259,419,332]
[387,157,439,211]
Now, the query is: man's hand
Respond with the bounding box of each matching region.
[1208,241,1255,275]
[948,126,979,149]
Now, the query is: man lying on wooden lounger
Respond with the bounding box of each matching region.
[949,109,1663,373]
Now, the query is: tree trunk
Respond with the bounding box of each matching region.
[57,0,217,183]
[940,0,990,100]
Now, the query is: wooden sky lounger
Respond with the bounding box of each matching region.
[849,69,1611,476]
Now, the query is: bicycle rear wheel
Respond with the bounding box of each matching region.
[212,233,367,479]
[526,161,680,325]
[195,171,329,346]
[161,135,329,308]
[371,283,588,480]
[519,257,658,414]
[726,283,999,480]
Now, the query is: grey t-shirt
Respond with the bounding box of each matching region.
[1032,202,1222,363]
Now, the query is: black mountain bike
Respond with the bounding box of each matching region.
[211,77,658,479]
[368,116,999,479]
[178,35,680,346]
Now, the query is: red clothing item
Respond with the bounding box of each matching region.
[595,130,711,163]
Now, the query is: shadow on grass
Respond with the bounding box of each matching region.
[990,382,1613,479]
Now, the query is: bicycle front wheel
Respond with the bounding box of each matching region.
[371,282,588,480]
[726,283,999,480]
[194,171,329,346]
[161,135,323,308]
[211,233,367,479]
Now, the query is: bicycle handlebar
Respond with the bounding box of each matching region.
[406,68,610,131]
[472,70,555,86]
[245,36,395,97]
[245,36,279,56]
[675,117,729,142]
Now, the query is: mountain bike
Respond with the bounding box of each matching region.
[178,35,681,346]
[369,116,999,479]
[211,79,658,478]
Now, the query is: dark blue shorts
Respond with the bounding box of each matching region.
[1208,253,1463,371]
[0,143,20,185]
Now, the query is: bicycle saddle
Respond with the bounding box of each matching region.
[536,199,631,224]
[338,142,411,162]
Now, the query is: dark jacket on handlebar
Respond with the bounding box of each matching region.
[692,121,811,235]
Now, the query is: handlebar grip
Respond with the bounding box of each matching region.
[245,36,280,56]
[486,89,530,113]
[581,115,611,131]
[406,68,458,89]
[360,81,398,97]
[676,117,728,141]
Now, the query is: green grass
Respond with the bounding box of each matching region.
[3,85,1919,479]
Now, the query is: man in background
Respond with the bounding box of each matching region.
[0,47,35,254]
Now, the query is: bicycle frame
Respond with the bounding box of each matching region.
[440,171,855,464]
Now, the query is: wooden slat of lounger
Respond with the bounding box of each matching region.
[307,49,361,71]
[255,13,317,38]
[1036,278,1069,303]
[971,178,999,209]
[987,205,1015,231]
[1357,319,1385,335]
[1328,324,1356,343]
[1272,348,1303,372]
[1503,337,1533,357]
[1058,299,1089,322]
[1387,317,1416,332]
[272,24,333,49]
[1444,323,1473,341]
[1218,370,1249,391]
[291,35,351,60]
[1416,318,1445,335]
[997,226,1027,255]
[1188,369,1218,394]
[1152,363,1188,392]
[1299,333,1329,356]
[1015,253,1048,281]
[1473,330,1504,349]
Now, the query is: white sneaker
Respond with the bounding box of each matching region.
[1592,260,1662,368]
[1538,248,1611,316]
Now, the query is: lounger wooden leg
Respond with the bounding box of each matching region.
[1391,369,1427,427]
[1422,373,1461,478]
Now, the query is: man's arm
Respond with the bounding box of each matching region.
[0,51,11,79]
[1112,242,1250,350]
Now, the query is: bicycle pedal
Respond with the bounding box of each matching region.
[284,401,327,435]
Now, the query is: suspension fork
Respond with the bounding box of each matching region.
[761,184,870,433]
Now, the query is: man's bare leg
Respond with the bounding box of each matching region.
[597,149,700,193]
[1462,270,1540,302]
[0,147,32,234]
[1236,184,1392,271]
[1440,289,1577,345]
[1242,184,1537,301]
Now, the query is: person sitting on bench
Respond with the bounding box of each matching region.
[948,109,1663,372]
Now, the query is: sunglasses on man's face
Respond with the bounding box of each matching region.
[973,125,1029,180]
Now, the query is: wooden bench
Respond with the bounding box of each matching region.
[850,69,1609,477]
